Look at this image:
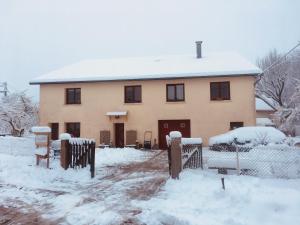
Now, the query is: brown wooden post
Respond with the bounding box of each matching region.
[90,142,95,178]
[170,136,182,179]
[60,140,69,170]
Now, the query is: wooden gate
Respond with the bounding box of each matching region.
[61,138,96,178]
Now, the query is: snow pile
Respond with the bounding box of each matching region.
[59,133,71,140]
[209,127,286,146]
[182,137,202,145]
[169,131,182,139]
[31,126,51,133]
[0,136,35,156]
[135,170,300,225]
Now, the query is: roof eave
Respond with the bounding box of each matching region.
[29,73,260,85]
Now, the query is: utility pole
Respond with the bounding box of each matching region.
[0,82,8,96]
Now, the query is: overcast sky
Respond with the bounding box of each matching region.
[0,0,299,100]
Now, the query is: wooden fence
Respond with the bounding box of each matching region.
[61,138,96,178]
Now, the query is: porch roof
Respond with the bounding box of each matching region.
[106,111,127,116]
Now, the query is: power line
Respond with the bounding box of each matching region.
[255,41,300,85]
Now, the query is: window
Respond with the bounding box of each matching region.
[230,122,244,130]
[66,88,81,104]
[124,85,142,103]
[210,82,230,100]
[66,122,80,137]
[166,84,185,102]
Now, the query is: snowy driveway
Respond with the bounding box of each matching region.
[0,137,169,224]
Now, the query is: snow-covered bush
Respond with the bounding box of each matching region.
[209,127,286,151]
[0,92,38,136]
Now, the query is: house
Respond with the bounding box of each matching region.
[30,42,262,148]
[255,98,275,126]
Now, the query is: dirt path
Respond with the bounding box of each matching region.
[0,150,169,225]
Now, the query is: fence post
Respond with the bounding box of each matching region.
[60,140,69,170]
[236,145,240,175]
[170,135,182,179]
[90,142,95,178]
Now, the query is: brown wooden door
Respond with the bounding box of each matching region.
[115,123,124,148]
[50,123,59,140]
[158,120,191,149]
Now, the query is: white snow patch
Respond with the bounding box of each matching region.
[134,170,300,225]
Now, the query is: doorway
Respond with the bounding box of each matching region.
[114,123,124,148]
[50,123,59,140]
[158,120,191,149]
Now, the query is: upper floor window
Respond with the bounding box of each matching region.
[66,122,80,137]
[167,84,185,102]
[124,85,142,103]
[210,82,230,100]
[66,88,81,104]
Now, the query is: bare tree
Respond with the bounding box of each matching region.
[256,48,300,135]
[0,92,39,136]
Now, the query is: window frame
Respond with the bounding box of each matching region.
[210,81,230,101]
[124,85,142,103]
[66,88,81,104]
[65,122,80,137]
[166,83,185,102]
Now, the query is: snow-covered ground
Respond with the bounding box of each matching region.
[1,136,300,225]
[135,169,300,225]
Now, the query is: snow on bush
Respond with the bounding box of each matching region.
[209,127,286,146]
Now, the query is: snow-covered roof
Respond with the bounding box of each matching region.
[256,98,274,111]
[30,53,261,84]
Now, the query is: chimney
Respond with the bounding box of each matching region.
[195,41,203,58]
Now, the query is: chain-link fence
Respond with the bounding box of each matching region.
[203,145,300,178]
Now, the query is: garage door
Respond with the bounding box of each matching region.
[158,120,191,150]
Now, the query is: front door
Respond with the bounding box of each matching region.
[158,120,191,149]
[115,123,124,148]
[50,123,59,140]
